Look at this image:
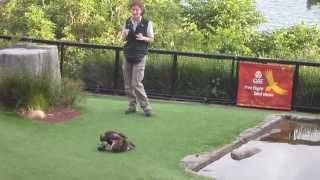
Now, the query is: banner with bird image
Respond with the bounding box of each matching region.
[237,62,294,110]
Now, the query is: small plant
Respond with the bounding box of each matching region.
[52,78,85,107]
[0,72,84,111]
[80,51,115,91]
[27,94,48,110]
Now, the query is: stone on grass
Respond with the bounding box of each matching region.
[25,109,47,120]
[230,147,261,160]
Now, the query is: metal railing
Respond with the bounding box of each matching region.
[1,35,320,112]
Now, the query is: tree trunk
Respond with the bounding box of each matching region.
[0,43,61,84]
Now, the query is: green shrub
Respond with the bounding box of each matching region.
[0,73,84,110]
[144,54,172,94]
[80,51,115,91]
[294,66,320,107]
[28,94,49,110]
[174,57,233,99]
[0,73,50,109]
[248,24,320,60]
[52,78,85,107]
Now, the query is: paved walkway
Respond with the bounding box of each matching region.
[198,140,320,180]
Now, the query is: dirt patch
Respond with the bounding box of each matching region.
[43,107,81,123]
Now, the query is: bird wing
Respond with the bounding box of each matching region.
[264,70,288,95]
[265,70,275,85]
[271,84,288,95]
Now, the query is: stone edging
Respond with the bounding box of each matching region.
[181,113,320,172]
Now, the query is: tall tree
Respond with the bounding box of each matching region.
[182,0,264,54]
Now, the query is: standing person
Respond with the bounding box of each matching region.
[121,0,154,117]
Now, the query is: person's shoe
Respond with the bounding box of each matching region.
[125,108,136,114]
[144,109,153,117]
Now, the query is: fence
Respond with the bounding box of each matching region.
[1,35,320,112]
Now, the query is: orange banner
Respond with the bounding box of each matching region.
[237,62,294,110]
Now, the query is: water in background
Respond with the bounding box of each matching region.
[256,0,320,31]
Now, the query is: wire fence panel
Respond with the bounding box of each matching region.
[293,65,320,111]
[0,35,320,112]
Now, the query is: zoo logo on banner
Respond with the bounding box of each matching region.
[237,62,294,110]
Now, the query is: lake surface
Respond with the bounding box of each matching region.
[256,0,320,31]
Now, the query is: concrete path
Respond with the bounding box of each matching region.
[198,140,320,180]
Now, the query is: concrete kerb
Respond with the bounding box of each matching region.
[181,113,320,173]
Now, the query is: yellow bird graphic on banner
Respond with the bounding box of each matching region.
[265,70,288,95]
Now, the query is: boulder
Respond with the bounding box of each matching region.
[230,147,261,160]
[0,43,61,83]
[25,109,47,120]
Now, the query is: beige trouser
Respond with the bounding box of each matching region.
[122,57,151,111]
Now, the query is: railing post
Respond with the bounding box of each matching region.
[113,49,121,93]
[59,44,65,77]
[170,53,178,96]
[291,64,300,110]
[232,57,240,105]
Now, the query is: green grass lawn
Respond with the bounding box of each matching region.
[0,95,278,180]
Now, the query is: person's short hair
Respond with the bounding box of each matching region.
[129,0,145,15]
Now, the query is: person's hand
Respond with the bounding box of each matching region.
[121,29,130,39]
[136,33,146,41]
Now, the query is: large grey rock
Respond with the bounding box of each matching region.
[230,147,261,160]
[0,44,61,83]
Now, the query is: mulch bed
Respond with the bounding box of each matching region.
[43,107,81,123]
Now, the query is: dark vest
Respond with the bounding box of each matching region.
[123,17,149,63]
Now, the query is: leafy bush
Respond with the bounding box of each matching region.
[80,51,115,91]
[52,78,85,107]
[248,24,320,60]
[0,73,84,110]
[62,47,87,78]
[174,57,233,99]
[0,73,51,109]
[294,66,320,108]
[144,54,172,94]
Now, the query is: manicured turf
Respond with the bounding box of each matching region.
[0,95,275,180]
